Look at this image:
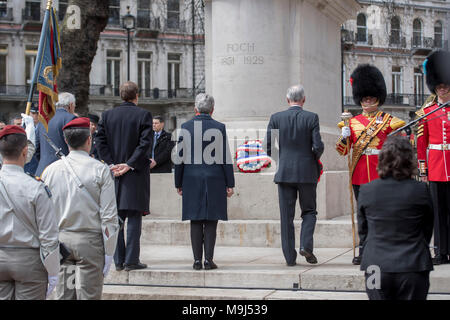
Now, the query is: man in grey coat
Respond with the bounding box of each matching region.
[265,85,324,266]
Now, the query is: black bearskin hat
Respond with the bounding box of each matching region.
[424,50,450,93]
[350,64,386,107]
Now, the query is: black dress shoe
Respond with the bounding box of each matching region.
[115,264,124,271]
[352,256,362,265]
[193,260,203,270]
[204,260,218,270]
[286,261,297,267]
[124,262,148,271]
[300,249,318,264]
[432,255,448,265]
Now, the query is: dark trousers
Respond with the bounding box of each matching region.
[114,210,142,266]
[277,183,317,265]
[365,271,430,300]
[190,220,218,261]
[430,182,450,256]
[353,184,364,256]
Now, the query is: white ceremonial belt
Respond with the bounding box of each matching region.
[362,148,381,155]
[428,144,450,151]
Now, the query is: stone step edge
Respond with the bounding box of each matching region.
[142,219,352,225]
[102,285,450,300]
[101,284,367,300]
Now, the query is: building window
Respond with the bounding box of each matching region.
[356,13,367,43]
[413,18,423,47]
[167,0,180,30]
[390,16,401,45]
[414,67,424,107]
[25,45,37,85]
[168,53,181,97]
[108,0,120,26]
[137,0,151,28]
[106,50,121,96]
[0,45,7,90]
[58,0,68,21]
[0,1,7,18]
[392,66,403,104]
[137,52,152,97]
[24,0,41,21]
[435,21,443,48]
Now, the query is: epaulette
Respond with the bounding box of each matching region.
[27,172,52,198]
[416,95,437,117]
[26,172,43,182]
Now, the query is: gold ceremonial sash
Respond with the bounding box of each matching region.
[350,111,391,177]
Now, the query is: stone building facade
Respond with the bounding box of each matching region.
[0,0,205,131]
[342,0,449,121]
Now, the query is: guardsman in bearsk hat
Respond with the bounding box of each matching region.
[41,118,119,299]
[416,50,450,265]
[0,125,60,300]
[336,64,406,265]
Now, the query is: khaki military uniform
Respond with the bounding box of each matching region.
[41,150,119,300]
[0,164,59,300]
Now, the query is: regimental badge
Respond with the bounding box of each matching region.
[44,185,52,198]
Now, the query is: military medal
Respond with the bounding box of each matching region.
[376,116,383,124]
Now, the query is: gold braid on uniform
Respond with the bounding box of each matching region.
[335,120,349,155]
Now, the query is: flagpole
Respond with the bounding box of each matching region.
[25,0,53,115]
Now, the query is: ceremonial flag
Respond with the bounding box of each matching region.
[25,2,62,131]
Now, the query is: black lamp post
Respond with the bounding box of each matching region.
[122,6,135,81]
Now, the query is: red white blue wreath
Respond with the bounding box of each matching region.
[235,140,271,173]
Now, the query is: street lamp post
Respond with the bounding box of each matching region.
[122,6,135,81]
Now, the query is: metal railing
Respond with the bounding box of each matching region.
[344,94,428,108]
[0,85,197,101]
[89,85,197,99]
[411,36,448,50]
[389,35,407,48]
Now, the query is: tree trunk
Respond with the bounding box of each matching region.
[58,0,109,116]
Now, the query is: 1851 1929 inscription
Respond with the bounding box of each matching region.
[220,42,264,66]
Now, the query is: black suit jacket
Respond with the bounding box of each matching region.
[151,130,174,173]
[174,114,235,221]
[96,101,153,212]
[265,106,324,184]
[36,108,76,176]
[358,177,434,273]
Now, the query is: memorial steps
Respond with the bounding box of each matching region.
[103,220,450,300]
[101,175,450,299]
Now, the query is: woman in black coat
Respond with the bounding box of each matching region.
[358,136,434,300]
[174,93,235,270]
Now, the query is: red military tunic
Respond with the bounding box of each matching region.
[336,111,405,185]
[416,98,450,181]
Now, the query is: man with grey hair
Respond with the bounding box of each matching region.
[36,92,77,176]
[265,84,324,266]
[175,93,235,270]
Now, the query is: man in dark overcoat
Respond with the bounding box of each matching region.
[96,81,153,271]
[150,116,174,173]
[174,93,235,270]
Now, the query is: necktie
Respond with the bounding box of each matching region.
[152,132,159,159]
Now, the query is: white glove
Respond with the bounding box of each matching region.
[103,255,113,277]
[21,113,36,147]
[341,126,351,139]
[46,275,59,298]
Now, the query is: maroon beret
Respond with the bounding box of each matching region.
[0,125,26,139]
[63,117,90,130]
